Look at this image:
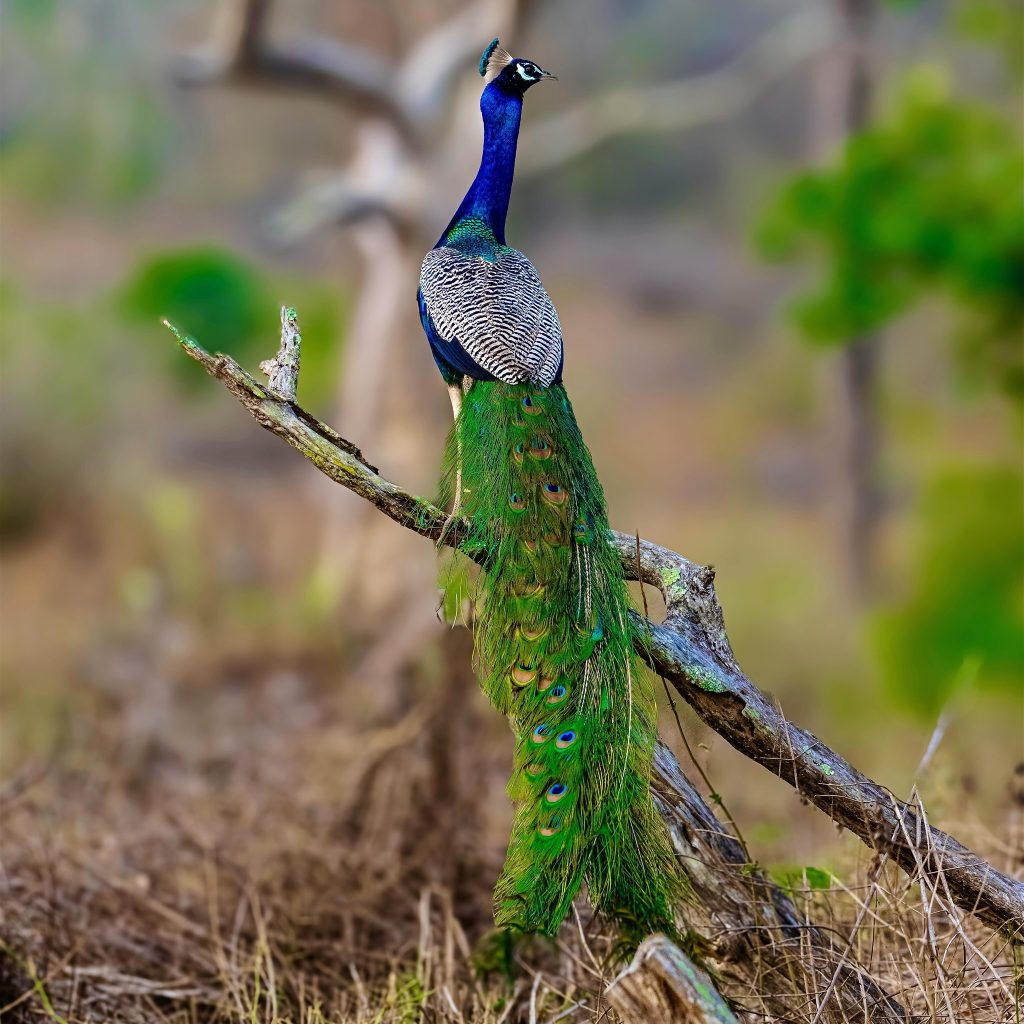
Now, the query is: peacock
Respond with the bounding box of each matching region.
[417,39,680,944]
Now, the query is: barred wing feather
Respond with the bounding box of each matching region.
[420,246,563,386]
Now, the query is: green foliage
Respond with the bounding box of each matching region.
[770,865,834,892]
[120,247,267,362]
[118,246,343,406]
[758,71,1024,400]
[6,0,60,26]
[872,464,1024,717]
[370,971,426,1024]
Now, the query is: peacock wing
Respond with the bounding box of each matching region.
[419,245,563,386]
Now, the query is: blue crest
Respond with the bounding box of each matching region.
[479,38,500,77]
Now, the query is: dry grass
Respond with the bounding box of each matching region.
[733,832,1024,1023]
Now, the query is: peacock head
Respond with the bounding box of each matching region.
[479,38,556,96]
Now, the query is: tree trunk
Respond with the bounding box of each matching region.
[838,0,881,594]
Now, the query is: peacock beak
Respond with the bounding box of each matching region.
[537,67,558,82]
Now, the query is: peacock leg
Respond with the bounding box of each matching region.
[439,379,467,543]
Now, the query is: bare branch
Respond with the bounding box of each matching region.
[257,306,301,400]
[267,173,410,242]
[174,0,408,130]
[637,616,1024,939]
[519,8,838,175]
[607,933,738,1023]
[166,320,1024,941]
[175,0,540,144]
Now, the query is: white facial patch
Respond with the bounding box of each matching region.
[516,63,538,81]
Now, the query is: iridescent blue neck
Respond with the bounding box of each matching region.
[440,83,523,246]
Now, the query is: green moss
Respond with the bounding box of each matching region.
[688,665,728,693]
[660,566,681,589]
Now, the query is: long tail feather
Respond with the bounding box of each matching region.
[441,381,680,943]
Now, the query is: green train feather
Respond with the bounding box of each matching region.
[440,381,681,943]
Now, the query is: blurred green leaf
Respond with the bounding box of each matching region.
[120,247,268,365]
[7,0,60,26]
[803,866,833,890]
[770,865,835,891]
[118,246,344,403]
[758,74,1024,400]
[872,464,1024,717]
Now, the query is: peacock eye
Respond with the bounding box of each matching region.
[546,782,568,803]
[532,724,552,743]
[546,684,568,705]
[539,814,562,836]
[541,482,567,506]
[556,730,577,749]
[512,661,538,687]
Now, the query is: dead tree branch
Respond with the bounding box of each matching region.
[258,305,301,400]
[606,932,738,1024]
[166,317,1024,943]
[178,3,837,241]
[175,0,537,145]
[174,0,409,129]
